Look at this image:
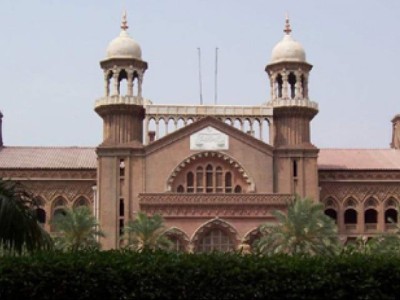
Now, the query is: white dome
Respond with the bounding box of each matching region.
[270,34,306,63]
[106,30,142,60]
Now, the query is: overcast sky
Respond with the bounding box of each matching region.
[0,0,399,148]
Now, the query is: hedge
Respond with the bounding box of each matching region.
[1,251,400,300]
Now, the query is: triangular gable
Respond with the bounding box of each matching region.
[145,116,273,155]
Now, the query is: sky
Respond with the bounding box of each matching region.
[0,0,399,148]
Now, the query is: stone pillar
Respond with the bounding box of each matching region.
[143,117,149,145]
[127,71,134,96]
[138,73,143,98]
[104,71,110,96]
[282,72,288,99]
[295,71,301,99]
[155,119,159,140]
[112,71,119,96]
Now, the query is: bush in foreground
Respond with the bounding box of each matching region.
[1,251,400,300]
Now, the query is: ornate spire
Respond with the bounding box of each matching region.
[284,13,292,35]
[121,10,129,31]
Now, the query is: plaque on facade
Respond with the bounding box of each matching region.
[190,126,229,150]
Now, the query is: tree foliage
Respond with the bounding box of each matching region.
[122,212,172,251]
[0,179,52,255]
[254,196,339,256]
[52,206,104,251]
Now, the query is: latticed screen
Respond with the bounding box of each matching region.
[197,229,234,252]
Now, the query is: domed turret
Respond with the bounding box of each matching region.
[95,11,148,146]
[270,16,306,64]
[106,12,142,60]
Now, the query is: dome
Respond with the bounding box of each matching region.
[106,30,142,60]
[270,17,306,64]
[105,12,142,60]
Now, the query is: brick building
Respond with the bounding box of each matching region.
[1,15,400,251]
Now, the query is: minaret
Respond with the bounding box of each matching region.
[266,17,319,200]
[95,11,148,145]
[95,12,148,249]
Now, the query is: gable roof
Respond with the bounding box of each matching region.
[0,147,97,169]
[144,116,274,155]
[318,149,400,170]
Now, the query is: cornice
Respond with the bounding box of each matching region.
[319,170,400,182]
[0,169,96,180]
[139,193,292,217]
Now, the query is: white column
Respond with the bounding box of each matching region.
[127,71,134,96]
[144,117,149,145]
[155,119,160,140]
[282,72,288,99]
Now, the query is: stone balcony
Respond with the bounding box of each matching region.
[95,95,148,108]
[268,99,318,110]
[139,193,293,218]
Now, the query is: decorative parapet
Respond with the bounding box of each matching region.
[144,104,273,119]
[268,99,318,110]
[95,95,149,108]
[139,193,293,217]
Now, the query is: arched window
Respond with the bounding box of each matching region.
[197,229,235,253]
[74,197,89,208]
[196,167,204,193]
[187,172,194,193]
[365,209,378,223]
[324,209,337,223]
[385,209,398,224]
[225,172,232,193]
[234,185,242,193]
[171,155,251,194]
[206,165,213,193]
[344,209,357,224]
[117,69,128,96]
[35,208,46,225]
[168,235,185,252]
[288,72,296,99]
[177,185,184,193]
[51,197,67,231]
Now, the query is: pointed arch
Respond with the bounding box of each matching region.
[242,227,262,248]
[51,196,68,232]
[344,196,359,209]
[322,196,339,209]
[73,196,90,209]
[164,227,190,252]
[166,151,256,192]
[191,218,239,253]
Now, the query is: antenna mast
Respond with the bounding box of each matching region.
[197,48,204,105]
[214,47,218,105]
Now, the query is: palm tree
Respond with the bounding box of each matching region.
[123,212,172,251]
[0,179,52,255]
[254,196,339,256]
[52,206,104,251]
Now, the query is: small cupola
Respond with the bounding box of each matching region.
[391,115,400,149]
[105,12,142,60]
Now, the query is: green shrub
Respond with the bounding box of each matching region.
[1,251,400,299]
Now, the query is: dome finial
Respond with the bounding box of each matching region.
[121,10,129,31]
[284,13,292,35]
